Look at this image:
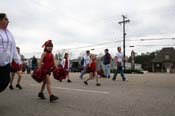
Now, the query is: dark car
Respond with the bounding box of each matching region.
[70,62,80,72]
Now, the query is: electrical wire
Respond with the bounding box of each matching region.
[64,37,175,51]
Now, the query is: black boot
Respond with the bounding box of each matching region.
[38,92,46,99]
[9,85,14,90]
[67,79,72,83]
[16,84,22,89]
[50,95,58,102]
[84,81,88,85]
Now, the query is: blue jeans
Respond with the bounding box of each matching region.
[80,66,87,79]
[104,64,111,78]
[112,67,126,81]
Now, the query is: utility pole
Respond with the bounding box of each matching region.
[118,15,130,71]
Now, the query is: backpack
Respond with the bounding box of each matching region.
[80,57,84,66]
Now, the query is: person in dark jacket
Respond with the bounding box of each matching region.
[31,56,38,71]
[103,49,111,78]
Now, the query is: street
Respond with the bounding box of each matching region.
[0,73,175,116]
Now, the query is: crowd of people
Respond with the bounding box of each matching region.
[0,13,127,103]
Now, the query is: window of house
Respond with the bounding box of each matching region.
[165,55,170,60]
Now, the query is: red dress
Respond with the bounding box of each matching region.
[87,61,96,73]
[41,52,55,74]
[32,52,55,83]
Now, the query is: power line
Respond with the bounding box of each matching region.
[65,40,123,50]
[127,37,175,41]
[69,44,175,51]
[61,43,175,53]
[63,37,175,51]
[128,44,175,47]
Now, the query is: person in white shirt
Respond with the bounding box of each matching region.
[112,47,126,81]
[79,50,90,79]
[0,13,21,92]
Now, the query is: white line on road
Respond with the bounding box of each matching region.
[31,84,109,94]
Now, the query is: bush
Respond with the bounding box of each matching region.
[124,69,144,74]
[111,69,144,74]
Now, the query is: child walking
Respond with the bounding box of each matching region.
[84,54,101,86]
[9,47,22,90]
[37,40,58,103]
[60,53,72,83]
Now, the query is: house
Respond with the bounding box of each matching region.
[152,47,175,73]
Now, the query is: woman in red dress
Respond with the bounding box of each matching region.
[84,54,101,86]
[37,40,58,103]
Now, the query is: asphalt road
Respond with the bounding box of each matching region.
[0,73,175,116]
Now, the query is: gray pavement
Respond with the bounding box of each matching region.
[0,73,175,116]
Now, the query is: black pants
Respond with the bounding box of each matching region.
[0,64,10,93]
[112,66,126,81]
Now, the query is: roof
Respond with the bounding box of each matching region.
[152,47,175,63]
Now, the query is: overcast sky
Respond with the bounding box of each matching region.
[1,0,175,58]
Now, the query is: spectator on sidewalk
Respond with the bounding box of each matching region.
[103,49,112,78]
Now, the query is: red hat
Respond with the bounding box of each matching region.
[42,40,52,48]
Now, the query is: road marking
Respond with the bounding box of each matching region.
[31,84,109,94]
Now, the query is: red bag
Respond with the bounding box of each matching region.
[32,68,46,83]
[11,60,21,71]
[53,65,66,82]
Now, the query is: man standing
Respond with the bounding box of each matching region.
[79,50,90,79]
[103,49,111,78]
[112,47,126,81]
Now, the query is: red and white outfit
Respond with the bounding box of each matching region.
[60,57,69,75]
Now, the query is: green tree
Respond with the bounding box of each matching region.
[128,51,156,71]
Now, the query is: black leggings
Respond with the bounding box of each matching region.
[0,64,10,93]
